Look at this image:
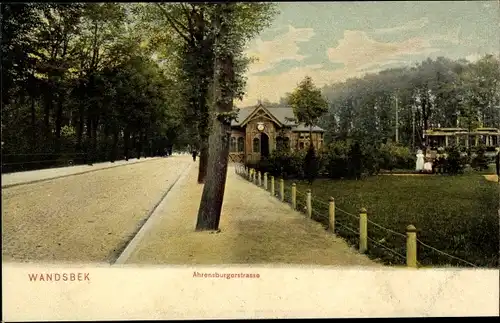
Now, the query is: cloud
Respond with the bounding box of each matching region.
[244,25,315,75]
[239,29,441,107]
[373,17,429,34]
[427,26,461,45]
[327,30,438,71]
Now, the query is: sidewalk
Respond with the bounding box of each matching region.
[124,163,380,266]
[2,157,164,188]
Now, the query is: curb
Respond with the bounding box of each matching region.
[113,161,194,265]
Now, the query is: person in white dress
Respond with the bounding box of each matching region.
[416,149,424,171]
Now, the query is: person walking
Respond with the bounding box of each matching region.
[192,149,198,162]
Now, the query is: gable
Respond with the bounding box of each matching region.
[231,104,298,127]
[239,104,283,127]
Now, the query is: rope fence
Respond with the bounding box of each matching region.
[235,164,480,268]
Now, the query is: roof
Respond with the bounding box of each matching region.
[231,104,325,132]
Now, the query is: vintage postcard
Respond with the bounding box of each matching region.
[2,1,499,320]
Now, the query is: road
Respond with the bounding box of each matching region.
[2,155,192,264]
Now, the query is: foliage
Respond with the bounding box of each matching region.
[471,145,489,171]
[313,55,500,148]
[379,142,416,171]
[287,76,328,145]
[1,3,188,172]
[303,145,319,184]
[443,145,467,175]
[347,141,364,179]
[322,140,350,179]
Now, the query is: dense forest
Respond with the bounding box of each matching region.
[1,3,191,172]
[263,55,500,149]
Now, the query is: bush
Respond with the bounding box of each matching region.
[471,145,489,171]
[323,140,350,179]
[443,145,466,175]
[347,141,363,179]
[379,142,416,171]
[303,144,319,184]
[250,149,306,179]
[361,143,383,175]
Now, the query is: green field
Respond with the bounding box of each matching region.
[284,171,499,268]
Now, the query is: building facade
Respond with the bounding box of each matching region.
[229,103,325,163]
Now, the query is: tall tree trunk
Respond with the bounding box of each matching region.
[55,94,64,153]
[92,116,99,162]
[111,130,118,162]
[86,113,92,165]
[124,127,130,161]
[77,105,84,151]
[196,6,233,231]
[43,91,52,144]
[30,96,36,149]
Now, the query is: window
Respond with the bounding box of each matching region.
[253,137,260,153]
[237,137,244,152]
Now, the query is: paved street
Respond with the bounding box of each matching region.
[2,155,192,263]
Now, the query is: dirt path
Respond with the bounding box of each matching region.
[125,165,379,266]
[2,156,192,264]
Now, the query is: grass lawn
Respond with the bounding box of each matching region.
[285,169,499,268]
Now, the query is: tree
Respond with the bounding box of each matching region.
[1,4,188,173]
[287,76,328,147]
[195,2,278,231]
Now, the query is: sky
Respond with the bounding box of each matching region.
[238,1,500,107]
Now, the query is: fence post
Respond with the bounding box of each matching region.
[359,207,368,253]
[306,189,312,218]
[291,183,297,210]
[248,168,252,181]
[279,178,285,201]
[329,197,335,233]
[271,176,275,197]
[258,171,262,187]
[264,172,268,190]
[406,224,418,268]
[252,169,257,184]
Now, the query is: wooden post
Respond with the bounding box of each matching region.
[270,176,275,197]
[264,172,268,190]
[359,207,368,253]
[329,197,335,233]
[291,183,297,210]
[279,178,285,202]
[258,171,262,187]
[306,189,312,218]
[406,224,418,268]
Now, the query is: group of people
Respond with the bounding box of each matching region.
[416,147,500,179]
[415,149,433,173]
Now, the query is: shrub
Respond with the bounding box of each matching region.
[471,145,489,171]
[379,142,416,171]
[443,145,466,175]
[347,141,363,179]
[303,144,319,184]
[323,140,350,179]
[361,143,383,175]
